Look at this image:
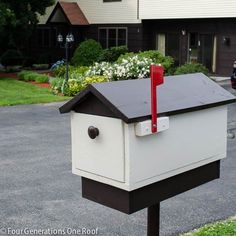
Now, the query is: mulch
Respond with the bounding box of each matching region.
[28,81,51,89]
[0,72,51,89]
[0,72,19,80]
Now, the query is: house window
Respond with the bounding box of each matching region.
[98,28,127,48]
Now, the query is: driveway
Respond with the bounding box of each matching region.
[0,82,236,236]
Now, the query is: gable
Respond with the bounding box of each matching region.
[47,1,89,25]
[50,7,67,23]
[74,93,118,119]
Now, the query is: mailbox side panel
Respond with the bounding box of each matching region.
[127,106,227,190]
[71,112,125,183]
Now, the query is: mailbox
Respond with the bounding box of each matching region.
[60,72,236,216]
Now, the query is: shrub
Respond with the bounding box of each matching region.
[116,52,135,63]
[50,77,64,95]
[117,50,174,74]
[52,65,74,77]
[18,70,30,80]
[174,63,209,75]
[64,75,108,97]
[18,71,36,81]
[68,69,85,82]
[34,74,49,83]
[18,70,49,83]
[139,51,174,74]
[85,62,113,79]
[99,45,128,62]
[81,75,109,90]
[24,73,38,81]
[112,55,153,80]
[52,65,89,78]
[69,66,89,77]
[86,55,153,80]
[1,49,23,67]
[71,39,103,66]
[52,65,67,77]
[51,66,90,95]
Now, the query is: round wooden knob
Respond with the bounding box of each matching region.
[88,126,99,139]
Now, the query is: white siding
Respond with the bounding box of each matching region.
[38,0,140,24]
[38,4,56,24]
[139,0,236,19]
[77,0,140,24]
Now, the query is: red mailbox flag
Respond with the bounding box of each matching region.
[150,64,164,133]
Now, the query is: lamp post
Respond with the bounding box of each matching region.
[57,33,74,94]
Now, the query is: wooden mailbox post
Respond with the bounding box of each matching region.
[60,71,236,235]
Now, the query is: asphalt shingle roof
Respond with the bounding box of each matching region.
[49,1,89,25]
[60,73,236,123]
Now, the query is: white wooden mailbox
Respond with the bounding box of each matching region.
[60,73,236,193]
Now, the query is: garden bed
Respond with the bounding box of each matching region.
[0,71,52,90]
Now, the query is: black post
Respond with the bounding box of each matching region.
[65,41,69,84]
[147,203,160,236]
[62,41,69,94]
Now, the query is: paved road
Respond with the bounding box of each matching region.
[0,81,236,236]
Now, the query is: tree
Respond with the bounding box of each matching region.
[0,0,55,51]
[0,3,15,33]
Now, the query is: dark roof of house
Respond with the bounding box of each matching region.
[59,73,236,123]
[47,1,89,25]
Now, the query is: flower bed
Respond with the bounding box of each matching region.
[51,50,174,96]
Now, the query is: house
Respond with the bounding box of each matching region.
[32,0,236,75]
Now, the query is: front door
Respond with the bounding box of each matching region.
[188,33,214,72]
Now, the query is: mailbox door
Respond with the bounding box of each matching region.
[71,112,125,182]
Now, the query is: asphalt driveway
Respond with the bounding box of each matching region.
[0,82,236,236]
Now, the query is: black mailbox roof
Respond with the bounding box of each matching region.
[59,73,236,123]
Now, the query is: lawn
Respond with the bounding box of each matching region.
[0,78,70,106]
[181,218,236,236]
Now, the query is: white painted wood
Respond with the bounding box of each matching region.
[71,112,125,182]
[73,152,225,191]
[40,0,236,25]
[156,34,166,56]
[71,106,228,191]
[128,106,227,185]
[212,36,217,73]
[139,0,236,20]
[77,0,140,24]
[135,117,169,136]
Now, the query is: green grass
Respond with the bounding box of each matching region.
[0,78,70,106]
[181,218,236,236]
